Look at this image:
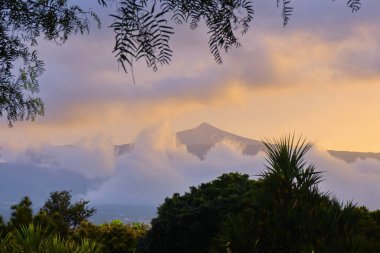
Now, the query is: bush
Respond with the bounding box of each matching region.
[75,220,149,253]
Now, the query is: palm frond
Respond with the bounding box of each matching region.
[261,134,323,192]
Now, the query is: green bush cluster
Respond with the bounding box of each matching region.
[74,220,149,253]
[0,191,148,253]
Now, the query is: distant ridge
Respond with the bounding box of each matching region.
[114,143,134,156]
[114,122,380,163]
[327,150,380,163]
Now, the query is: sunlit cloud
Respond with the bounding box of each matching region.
[1,1,380,209]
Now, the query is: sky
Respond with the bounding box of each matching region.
[1,1,380,208]
[1,0,380,151]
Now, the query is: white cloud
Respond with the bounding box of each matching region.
[2,123,380,210]
[83,125,380,210]
[307,148,380,210]
[84,124,265,205]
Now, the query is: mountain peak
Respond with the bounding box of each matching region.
[196,122,217,129]
[176,123,264,160]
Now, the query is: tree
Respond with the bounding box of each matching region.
[1,0,362,125]
[211,135,366,253]
[109,0,361,74]
[0,0,102,126]
[138,173,259,253]
[0,215,5,235]
[40,190,96,230]
[9,196,33,229]
[74,220,149,253]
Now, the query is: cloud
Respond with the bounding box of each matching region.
[2,1,380,209]
[2,136,116,179]
[307,148,380,210]
[82,124,380,210]
[2,123,380,210]
[84,124,265,205]
[3,0,380,145]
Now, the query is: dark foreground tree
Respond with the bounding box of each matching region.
[211,136,365,253]
[138,173,259,253]
[107,0,361,74]
[0,0,104,126]
[1,0,362,125]
[9,196,33,229]
[139,135,380,253]
[39,190,96,230]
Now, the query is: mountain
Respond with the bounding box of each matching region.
[116,122,380,163]
[114,143,134,156]
[176,122,265,160]
[176,123,380,163]
[327,150,380,163]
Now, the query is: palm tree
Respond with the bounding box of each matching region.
[260,134,323,195]
[253,135,324,252]
[0,224,102,253]
[210,135,325,253]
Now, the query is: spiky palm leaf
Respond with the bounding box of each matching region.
[78,238,103,253]
[261,134,323,194]
[13,224,46,253]
[0,232,15,253]
[257,135,327,251]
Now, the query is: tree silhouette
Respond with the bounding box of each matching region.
[211,135,366,253]
[0,0,101,126]
[40,190,96,229]
[9,196,33,229]
[110,0,361,74]
[1,0,362,125]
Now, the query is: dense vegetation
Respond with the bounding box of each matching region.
[1,136,380,252]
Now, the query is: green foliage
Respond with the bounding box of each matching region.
[9,196,33,229]
[210,136,375,253]
[0,215,5,235]
[0,223,101,253]
[74,220,149,253]
[253,135,326,251]
[138,172,258,253]
[0,232,14,253]
[1,134,380,252]
[0,0,101,126]
[33,210,70,237]
[261,135,323,195]
[40,190,96,230]
[210,208,260,253]
[139,135,380,253]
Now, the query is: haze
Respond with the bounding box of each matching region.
[1,1,380,209]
